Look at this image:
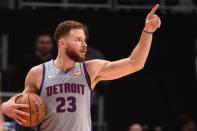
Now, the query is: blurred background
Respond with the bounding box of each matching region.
[0,0,197,131]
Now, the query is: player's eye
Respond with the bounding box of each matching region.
[75,38,81,41]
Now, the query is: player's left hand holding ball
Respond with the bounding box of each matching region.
[144,4,161,33]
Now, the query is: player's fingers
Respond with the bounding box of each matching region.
[148,4,159,16]
[14,114,27,124]
[13,116,23,125]
[146,17,157,24]
[147,14,158,21]
[14,103,29,109]
[152,14,158,18]
[147,14,155,20]
[15,109,29,117]
[146,18,158,28]
[11,93,23,100]
[157,17,161,28]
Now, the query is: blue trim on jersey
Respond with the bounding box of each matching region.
[37,64,45,131]
[82,63,92,91]
[82,63,95,107]
[39,64,45,95]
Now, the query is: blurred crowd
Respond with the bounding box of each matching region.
[128,114,196,131]
[1,0,197,11]
[9,0,197,5]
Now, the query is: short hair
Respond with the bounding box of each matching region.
[37,32,51,37]
[35,32,52,45]
[36,32,51,40]
[53,20,87,44]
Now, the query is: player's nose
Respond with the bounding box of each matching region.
[82,41,87,48]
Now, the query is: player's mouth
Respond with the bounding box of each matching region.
[80,49,87,56]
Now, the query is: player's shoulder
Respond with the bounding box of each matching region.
[29,64,43,76]
[85,59,108,68]
[85,59,106,64]
[24,64,44,92]
[30,60,51,72]
[85,59,109,87]
[85,59,100,70]
[85,59,108,75]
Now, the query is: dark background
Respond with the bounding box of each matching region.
[1,7,197,131]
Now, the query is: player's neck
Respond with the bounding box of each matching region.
[54,53,76,72]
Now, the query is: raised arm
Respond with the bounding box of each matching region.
[86,4,161,88]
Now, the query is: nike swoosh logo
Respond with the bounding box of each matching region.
[48,75,56,78]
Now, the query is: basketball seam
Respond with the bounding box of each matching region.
[35,95,42,123]
[16,95,23,125]
[17,96,22,104]
[32,99,38,126]
[28,93,32,127]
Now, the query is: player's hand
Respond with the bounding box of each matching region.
[1,94,29,125]
[144,4,161,33]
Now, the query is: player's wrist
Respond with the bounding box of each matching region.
[0,104,2,114]
[1,102,6,114]
[143,29,153,34]
[1,102,9,115]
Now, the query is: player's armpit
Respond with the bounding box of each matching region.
[23,65,43,94]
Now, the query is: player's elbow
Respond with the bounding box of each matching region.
[135,64,144,71]
[128,58,144,72]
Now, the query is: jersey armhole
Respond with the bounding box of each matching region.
[82,62,92,91]
[38,64,45,95]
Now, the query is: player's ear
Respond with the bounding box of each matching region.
[58,38,67,48]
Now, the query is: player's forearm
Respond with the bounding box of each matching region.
[0,104,4,128]
[0,104,2,114]
[127,3,160,69]
[128,31,153,68]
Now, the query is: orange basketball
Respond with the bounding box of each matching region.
[15,93,46,127]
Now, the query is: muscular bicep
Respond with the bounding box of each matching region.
[86,58,142,83]
[23,65,42,94]
[99,58,142,80]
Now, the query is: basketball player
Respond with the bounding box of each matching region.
[0,4,161,131]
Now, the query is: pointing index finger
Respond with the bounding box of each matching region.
[149,4,159,16]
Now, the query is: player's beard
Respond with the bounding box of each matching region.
[66,47,85,62]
